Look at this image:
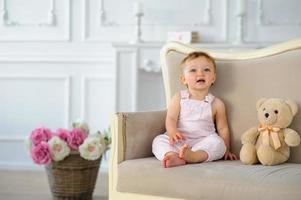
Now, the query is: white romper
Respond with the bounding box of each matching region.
[152,90,226,161]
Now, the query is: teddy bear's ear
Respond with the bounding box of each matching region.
[256,98,267,111]
[285,100,298,116]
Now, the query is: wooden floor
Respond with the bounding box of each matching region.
[0,169,108,200]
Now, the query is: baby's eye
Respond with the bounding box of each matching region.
[189,68,197,72]
[204,68,211,72]
[263,108,266,111]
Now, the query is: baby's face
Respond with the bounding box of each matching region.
[181,56,216,91]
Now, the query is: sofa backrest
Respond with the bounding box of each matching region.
[161,39,301,163]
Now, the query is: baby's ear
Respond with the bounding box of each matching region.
[256,98,267,111]
[180,75,186,85]
[211,75,216,85]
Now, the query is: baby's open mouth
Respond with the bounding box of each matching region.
[196,78,205,83]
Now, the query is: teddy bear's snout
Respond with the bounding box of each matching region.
[262,110,277,125]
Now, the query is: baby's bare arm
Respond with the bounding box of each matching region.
[166,92,185,145]
[213,98,237,160]
[214,99,230,149]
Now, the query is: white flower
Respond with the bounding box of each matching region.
[48,136,70,161]
[79,135,105,160]
[72,119,89,134]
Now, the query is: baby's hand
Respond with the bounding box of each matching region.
[168,131,185,146]
[224,151,238,160]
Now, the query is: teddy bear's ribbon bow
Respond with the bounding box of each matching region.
[258,125,281,150]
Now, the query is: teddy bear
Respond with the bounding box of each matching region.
[240,98,300,166]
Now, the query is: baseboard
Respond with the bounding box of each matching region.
[0,161,108,172]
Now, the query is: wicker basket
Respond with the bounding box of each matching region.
[45,152,101,200]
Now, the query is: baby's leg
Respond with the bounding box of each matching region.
[152,134,174,160]
[152,134,186,167]
[179,144,208,163]
[163,152,186,168]
[191,134,226,162]
[180,134,226,163]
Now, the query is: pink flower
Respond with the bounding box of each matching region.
[30,127,52,146]
[67,128,88,150]
[31,142,51,165]
[26,122,109,165]
[56,128,71,143]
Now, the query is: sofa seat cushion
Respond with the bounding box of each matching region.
[117,157,301,200]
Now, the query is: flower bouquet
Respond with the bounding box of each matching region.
[25,121,110,200]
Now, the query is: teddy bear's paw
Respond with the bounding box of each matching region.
[241,127,258,144]
[284,129,301,147]
[240,143,258,165]
[257,146,288,166]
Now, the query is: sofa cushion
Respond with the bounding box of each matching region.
[117,157,301,200]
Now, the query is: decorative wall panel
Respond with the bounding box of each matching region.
[81,75,115,134]
[0,0,70,41]
[244,0,301,42]
[0,75,70,139]
[82,0,228,42]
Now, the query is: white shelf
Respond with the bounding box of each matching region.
[112,41,274,50]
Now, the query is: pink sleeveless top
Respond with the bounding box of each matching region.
[177,90,216,139]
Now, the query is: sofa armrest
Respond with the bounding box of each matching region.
[112,110,167,163]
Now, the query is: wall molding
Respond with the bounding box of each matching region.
[1,0,56,27]
[115,49,138,112]
[0,161,44,170]
[193,0,212,26]
[81,0,120,42]
[96,0,212,27]
[0,0,70,41]
[80,75,115,121]
[0,136,25,141]
[98,0,119,27]
[0,160,109,170]
[256,0,301,26]
[0,75,71,128]
[0,52,114,63]
[82,0,228,42]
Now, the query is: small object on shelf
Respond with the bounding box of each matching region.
[167,31,198,43]
[141,59,161,73]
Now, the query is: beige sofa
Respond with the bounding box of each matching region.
[109,39,301,200]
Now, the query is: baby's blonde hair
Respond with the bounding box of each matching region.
[180,51,216,72]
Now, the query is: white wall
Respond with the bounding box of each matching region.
[0,0,300,169]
